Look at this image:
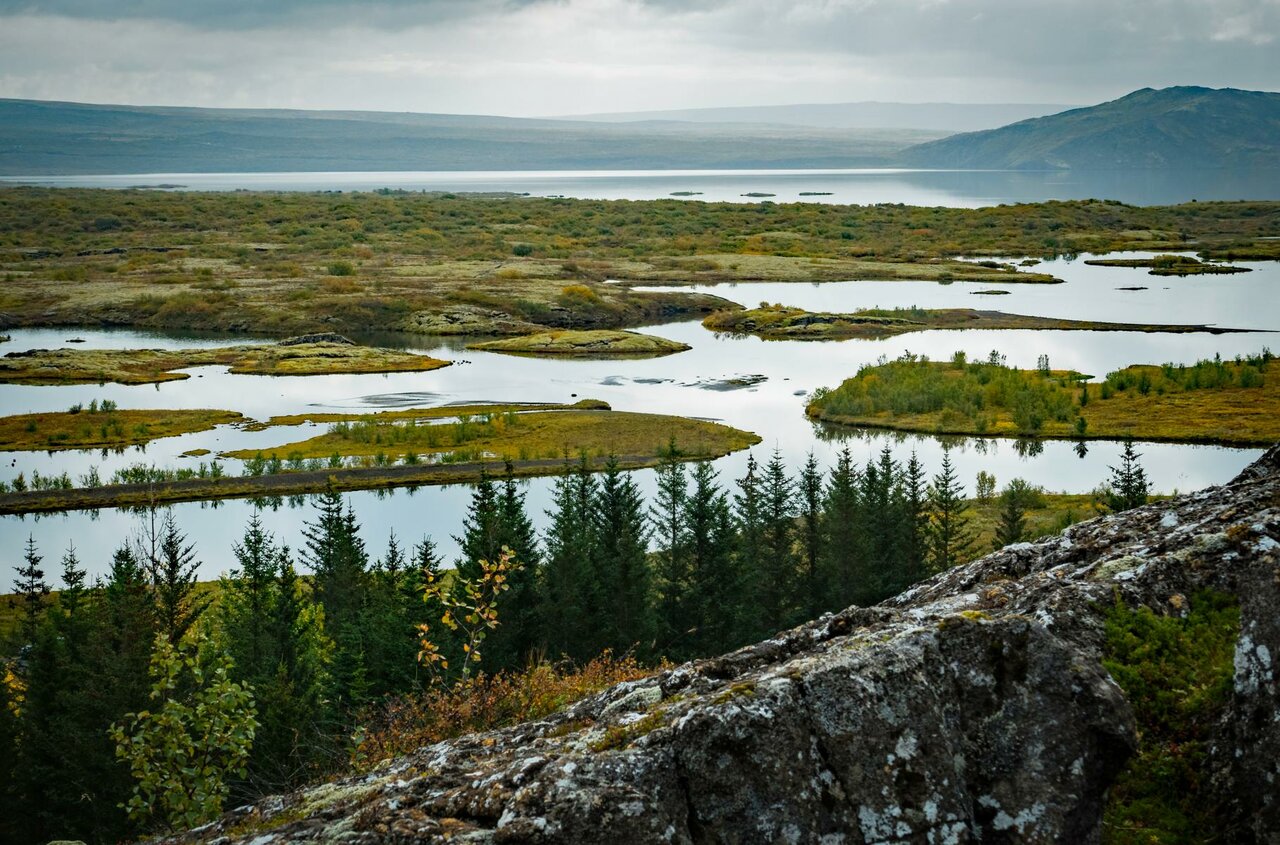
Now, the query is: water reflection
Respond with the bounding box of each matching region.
[1,249,1273,582]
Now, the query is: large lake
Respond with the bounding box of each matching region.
[8,168,1280,206]
[2,251,1274,582]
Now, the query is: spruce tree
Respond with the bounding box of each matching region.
[541,456,600,660]
[1107,441,1151,512]
[260,552,333,789]
[682,461,739,657]
[650,453,690,655]
[456,469,501,582]
[899,452,928,587]
[363,532,417,697]
[820,446,865,609]
[994,484,1029,549]
[796,452,825,620]
[15,544,105,844]
[456,467,541,670]
[733,454,766,640]
[593,457,654,656]
[926,451,975,573]
[136,510,206,644]
[302,489,369,709]
[860,448,901,602]
[14,535,49,644]
[758,448,797,631]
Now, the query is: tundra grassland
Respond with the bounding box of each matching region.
[1,189,1276,337]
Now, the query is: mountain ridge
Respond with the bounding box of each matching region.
[899,86,1280,170]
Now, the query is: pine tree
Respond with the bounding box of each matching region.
[820,446,864,609]
[135,510,206,644]
[898,452,928,587]
[650,453,690,655]
[259,552,333,789]
[15,543,106,844]
[861,448,901,602]
[222,512,280,677]
[455,469,501,583]
[542,457,599,661]
[363,532,417,697]
[456,467,541,670]
[926,451,975,573]
[302,489,369,709]
[733,454,766,640]
[796,452,825,620]
[758,448,796,631]
[682,461,739,657]
[1107,441,1151,512]
[14,535,49,644]
[592,457,654,656]
[994,484,1029,549]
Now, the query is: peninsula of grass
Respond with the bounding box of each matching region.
[250,399,610,430]
[806,350,1280,445]
[0,410,760,514]
[0,404,242,451]
[703,304,1254,341]
[1083,254,1250,275]
[225,406,760,464]
[1,189,1276,337]
[0,337,449,385]
[467,329,690,357]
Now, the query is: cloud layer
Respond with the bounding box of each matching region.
[0,0,1275,115]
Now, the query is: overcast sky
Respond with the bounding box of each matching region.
[0,0,1276,116]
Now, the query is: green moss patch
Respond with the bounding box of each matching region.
[1102,590,1240,844]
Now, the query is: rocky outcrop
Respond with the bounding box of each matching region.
[161,446,1280,845]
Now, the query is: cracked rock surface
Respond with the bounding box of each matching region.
[159,446,1280,845]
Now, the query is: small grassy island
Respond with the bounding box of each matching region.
[1084,254,1251,275]
[0,402,760,513]
[807,350,1280,445]
[0,336,449,385]
[225,403,757,463]
[703,304,1254,341]
[467,329,690,357]
[0,403,242,451]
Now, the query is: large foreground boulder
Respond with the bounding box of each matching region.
[162,447,1280,844]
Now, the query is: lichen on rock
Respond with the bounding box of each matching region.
[154,445,1280,845]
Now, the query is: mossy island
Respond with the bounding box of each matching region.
[0,405,242,451]
[1084,254,1251,275]
[467,329,690,358]
[703,304,1256,341]
[806,350,1280,445]
[0,336,449,385]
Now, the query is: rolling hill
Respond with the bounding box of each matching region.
[898,86,1280,170]
[0,98,941,176]
[559,101,1074,132]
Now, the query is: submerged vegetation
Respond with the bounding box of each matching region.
[0,189,1276,336]
[808,350,1279,444]
[0,339,449,385]
[0,404,242,451]
[703,304,1250,341]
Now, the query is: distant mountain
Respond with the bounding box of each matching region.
[559,102,1074,132]
[899,87,1280,170]
[0,98,946,176]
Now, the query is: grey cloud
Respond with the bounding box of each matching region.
[0,0,550,29]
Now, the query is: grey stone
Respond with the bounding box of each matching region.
[156,445,1280,845]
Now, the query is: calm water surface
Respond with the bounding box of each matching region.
[1,252,1273,582]
[8,168,1280,206]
